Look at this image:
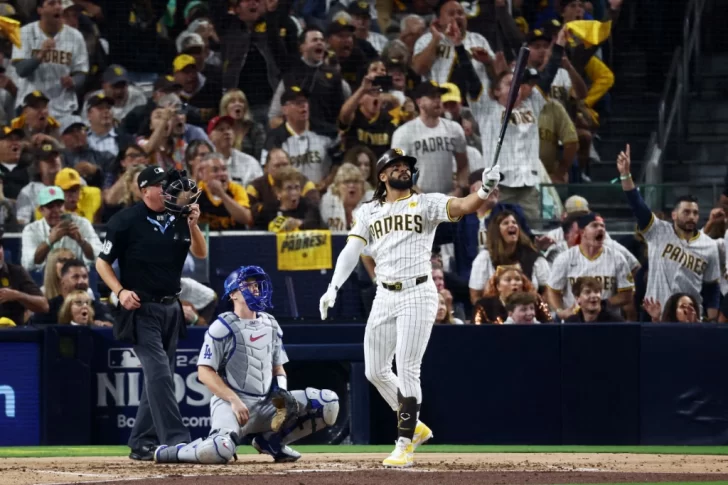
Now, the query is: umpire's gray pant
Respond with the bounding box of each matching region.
[128,302,191,450]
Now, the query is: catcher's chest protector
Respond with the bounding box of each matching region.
[218,311,275,396]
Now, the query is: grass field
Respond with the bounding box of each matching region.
[3,444,728,458]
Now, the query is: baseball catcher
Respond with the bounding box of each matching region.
[154,265,340,464]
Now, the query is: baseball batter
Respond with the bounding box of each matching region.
[12,0,89,122]
[390,81,469,194]
[618,144,721,319]
[546,213,634,319]
[155,266,340,464]
[319,148,500,467]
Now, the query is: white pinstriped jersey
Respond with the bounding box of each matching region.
[261,123,333,184]
[547,244,634,307]
[320,188,373,231]
[549,68,573,105]
[413,31,495,90]
[642,217,720,305]
[12,23,89,120]
[468,248,551,291]
[348,192,457,281]
[474,89,546,188]
[390,117,467,194]
[545,227,641,271]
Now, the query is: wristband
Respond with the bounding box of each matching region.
[275,375,288,390]
[620,174,632,181]
[117,289,125,299]
[477,187,490,200]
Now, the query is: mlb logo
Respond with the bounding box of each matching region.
[109,349,142,369]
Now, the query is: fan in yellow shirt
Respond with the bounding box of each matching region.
[35,168,102,223]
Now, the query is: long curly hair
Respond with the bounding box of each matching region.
[486,210,538,268]
[483,265,534,298]
[661,293,700,323]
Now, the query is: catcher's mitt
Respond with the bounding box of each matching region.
[270,388,300,432]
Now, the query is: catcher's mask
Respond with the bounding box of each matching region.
[163,169,201,216]
[223,265,273,312]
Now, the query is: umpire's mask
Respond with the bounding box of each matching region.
[163,169,201,216]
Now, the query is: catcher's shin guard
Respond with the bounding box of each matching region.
[154,442,187,464]
[282,388,340,445]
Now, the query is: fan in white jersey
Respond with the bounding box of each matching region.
[412,1,495,89]
[391,81,468,194]
[546,213,634,321]
[617,144,721,320]
[545,208,642,273]
[320,162,374,231]
[319,147,500,468]
[155,266,340,465]
[12,0,89,122]
[261,86,333,186]
[474,70,547,222]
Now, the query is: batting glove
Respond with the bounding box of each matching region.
[319,285,338,320]
[478,165,501,200]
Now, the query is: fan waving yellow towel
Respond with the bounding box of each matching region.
[0,16,21,48]
[565,20,612,48]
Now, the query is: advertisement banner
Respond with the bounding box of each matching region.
[92,330,212,444]
[276,230,333,271]
[0,343,40,445]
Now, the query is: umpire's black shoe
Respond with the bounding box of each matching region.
[129,445,157,461]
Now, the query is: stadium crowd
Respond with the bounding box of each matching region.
[0,0,720,327]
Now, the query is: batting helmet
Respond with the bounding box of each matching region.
[375,148,418,177]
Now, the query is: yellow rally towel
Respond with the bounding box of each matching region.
[276,230,333,271]
[565,20,612,48]
[0,16,21,48]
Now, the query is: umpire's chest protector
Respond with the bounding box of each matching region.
[217,312,275,397]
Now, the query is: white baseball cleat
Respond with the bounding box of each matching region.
[382,437,414,468]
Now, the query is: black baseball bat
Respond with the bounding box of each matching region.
[490,45,531,168]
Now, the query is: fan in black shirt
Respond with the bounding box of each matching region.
[0,128,29,200]
[173,54,222,126]
[564,276,625,323]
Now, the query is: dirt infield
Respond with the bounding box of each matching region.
[3,453,728,485]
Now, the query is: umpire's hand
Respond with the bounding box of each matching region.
[119,289,141,310]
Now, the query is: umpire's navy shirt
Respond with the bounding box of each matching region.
[98,202,191,297]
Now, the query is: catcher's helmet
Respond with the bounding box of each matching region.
[223,265,273,312]
[163,169,201,216]
[375,148,418,177]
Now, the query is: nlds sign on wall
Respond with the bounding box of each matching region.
[93,332,212,444]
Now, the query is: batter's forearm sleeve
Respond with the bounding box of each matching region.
[624,189,653,231]
[704,281,720,310]
[15,58,41,78]
[330,237,366,290]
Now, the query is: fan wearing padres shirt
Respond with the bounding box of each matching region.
[319,148,501,468]
[262,86,333,187]
[617,144,721,320]
[12,0,89,122]
[546,213,634,321]
[338,73,400,158]
[391,82,468,194]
